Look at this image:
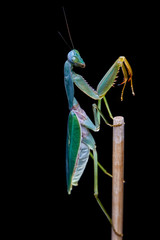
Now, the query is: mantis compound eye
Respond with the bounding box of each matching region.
[72,56,78,62]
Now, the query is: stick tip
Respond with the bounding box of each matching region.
[113,116,124,125]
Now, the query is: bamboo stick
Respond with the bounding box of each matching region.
[111,116,124,240]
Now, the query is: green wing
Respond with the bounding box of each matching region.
[66,111,81,194]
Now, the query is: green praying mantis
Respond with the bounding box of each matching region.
[61,7,135,237]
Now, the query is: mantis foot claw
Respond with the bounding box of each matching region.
[112,123,122,127]
[112,225,123,237]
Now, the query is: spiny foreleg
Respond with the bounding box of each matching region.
[118,56,135,101]
[97,56,135,101]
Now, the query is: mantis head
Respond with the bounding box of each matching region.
[68,49,85,68]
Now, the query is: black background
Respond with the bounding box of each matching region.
[6,1,159,239]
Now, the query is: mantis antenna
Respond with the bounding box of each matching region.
[58,31,72,50]
[62,6,75,49]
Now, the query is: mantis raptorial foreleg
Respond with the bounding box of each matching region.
[70,55,135,123]
[97,56,135,101]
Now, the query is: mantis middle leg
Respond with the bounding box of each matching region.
[97,97,113,125]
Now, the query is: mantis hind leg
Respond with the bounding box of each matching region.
[92,147,123,237]
[83,132,122,236]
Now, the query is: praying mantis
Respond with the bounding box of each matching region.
[61,7,135,237]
